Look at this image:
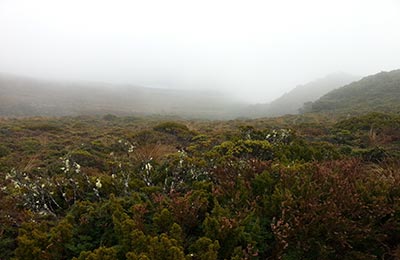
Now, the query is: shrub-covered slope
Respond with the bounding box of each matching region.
[244,73,358,118]
[307,69,400,115]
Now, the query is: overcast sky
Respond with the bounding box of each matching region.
[0,0,399,103]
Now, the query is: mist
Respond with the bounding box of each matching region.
[0,0,400,103]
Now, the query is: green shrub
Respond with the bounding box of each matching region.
[70,150,101,168]
[153,121,189,135]
[0,145,10,157]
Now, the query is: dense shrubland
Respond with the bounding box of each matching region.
[0,113,400,259]
[306,70,400,115]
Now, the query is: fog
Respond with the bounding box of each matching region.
[0,0,399,103]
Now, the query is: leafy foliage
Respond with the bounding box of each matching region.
[0,113,399,259]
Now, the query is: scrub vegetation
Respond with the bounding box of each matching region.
[1,112,400,259]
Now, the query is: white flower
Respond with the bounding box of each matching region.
[75,163,81,173]
[111,174,116,179]
[145,163,152,171]
[95,178,102,188]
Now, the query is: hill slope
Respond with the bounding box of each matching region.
[0,73,245,119]
[244,73,358,118]
[307,69,400,115]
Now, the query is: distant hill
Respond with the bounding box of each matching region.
[244,73,359,118]
[306,69,400,115]
[0,73,245,119]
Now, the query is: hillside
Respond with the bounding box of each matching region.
[0,73,245,119]
[244,73,358,118]
[307,69,400,115]
[0,72,363,120]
